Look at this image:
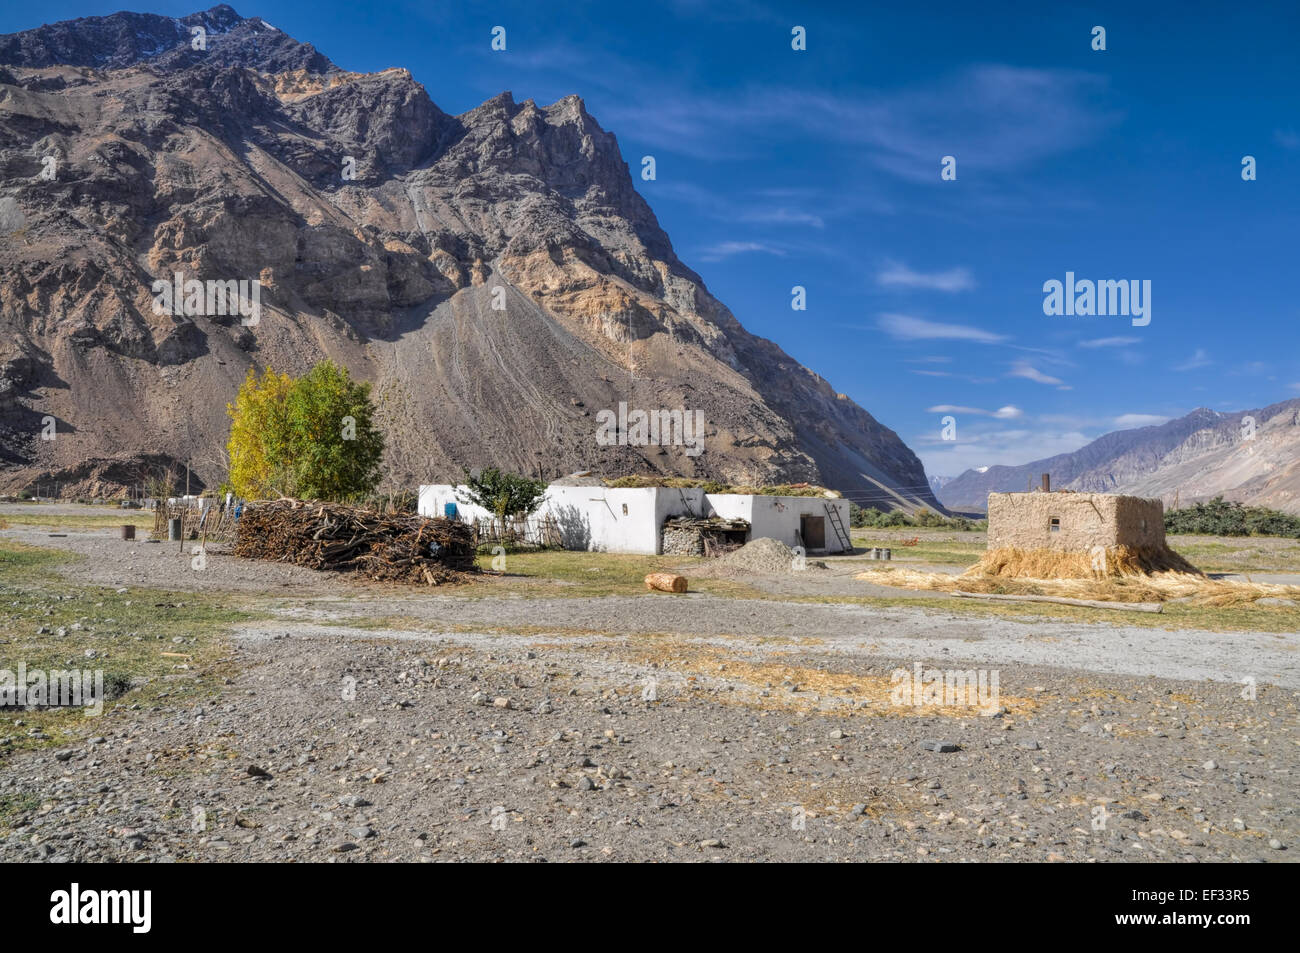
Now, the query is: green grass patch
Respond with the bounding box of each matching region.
[1166,539,1300,574]
[467,549,757,598]
[1,512,153,531]
[0,539,267,768]
[848,535,983,567]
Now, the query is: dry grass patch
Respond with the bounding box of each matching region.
[857,555,1300,608]
[615,642,1036,719]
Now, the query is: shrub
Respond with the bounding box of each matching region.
[1165,497,1300,538]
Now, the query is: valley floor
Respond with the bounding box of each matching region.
[0,504,1296,863]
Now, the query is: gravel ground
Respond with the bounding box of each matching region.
[2,522,1297,863]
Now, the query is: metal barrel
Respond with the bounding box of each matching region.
[168,517,182,541]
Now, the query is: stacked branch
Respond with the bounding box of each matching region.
[234,499,476,584]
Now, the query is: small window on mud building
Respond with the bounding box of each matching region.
[1049,517,1060,533]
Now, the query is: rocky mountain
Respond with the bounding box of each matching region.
[927,474,953,496]
[937,399,1300,514]
[0,5,940,508]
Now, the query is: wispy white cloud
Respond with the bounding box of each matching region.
[697,240,786,261]
[1275,127,1300,151]
[878,313,1006,344]
[1008,360,1069,388]
[877,261,974,292]
[601,65,1119,177]
[915,425,1092,475]
[1079,335,1140,348]
[927,404,1023,419]
[741,207,826,229]
[1113,413,1169,428]
[1173,348,1212,372]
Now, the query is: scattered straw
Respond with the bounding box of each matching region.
[972,545,1201,579]
[856,562,1300,606]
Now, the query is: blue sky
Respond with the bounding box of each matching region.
[6,1,1299,478]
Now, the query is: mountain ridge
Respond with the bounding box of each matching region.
[0,5,943,509]
[937,399,1300,513]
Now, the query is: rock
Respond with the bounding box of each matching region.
[1269,839,1283,850]
[919,740,960,753]
[245,764,272,779]
[1203,760,1217,770]
[492,697,513,709]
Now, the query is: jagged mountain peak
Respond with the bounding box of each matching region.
[0,7,941,510]
[0,5,335,74]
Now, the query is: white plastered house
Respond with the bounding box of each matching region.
[416,482,853,555]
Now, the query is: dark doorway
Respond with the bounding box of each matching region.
[800,515,826,551]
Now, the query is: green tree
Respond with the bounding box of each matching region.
[225,361,384,501]
[457,468,548,536]
[226,367,294,498]
[282,361,384,500]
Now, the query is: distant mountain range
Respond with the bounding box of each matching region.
[936,398,1300,514]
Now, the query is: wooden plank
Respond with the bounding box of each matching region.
[950,590,1162,612]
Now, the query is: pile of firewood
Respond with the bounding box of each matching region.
[233,499,476,584]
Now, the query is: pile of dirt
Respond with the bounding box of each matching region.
[234,499,476,585]
[708,537,824,575]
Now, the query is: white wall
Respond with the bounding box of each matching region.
[419,484,853,554]
[418,484,494,523]
[418,483,706,554]
[707,493,852,554]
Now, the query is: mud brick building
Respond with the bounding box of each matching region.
[986,491,1167,552]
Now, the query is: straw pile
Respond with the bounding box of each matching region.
[972,544,1202,579]
[856,562,1299,607]
[234,499,476,584]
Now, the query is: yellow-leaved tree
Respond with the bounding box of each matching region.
[226,367,293,498]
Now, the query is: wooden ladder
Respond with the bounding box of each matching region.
[824,502,852,552]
